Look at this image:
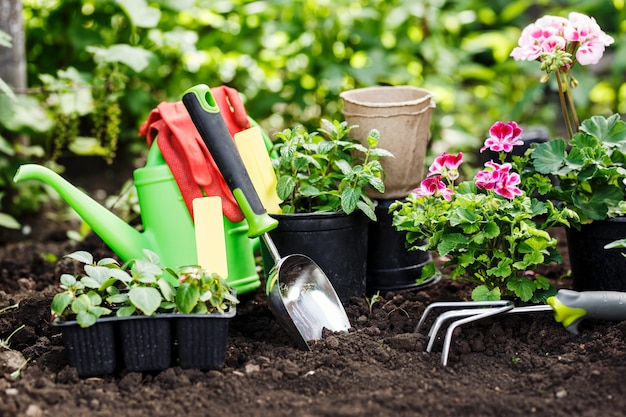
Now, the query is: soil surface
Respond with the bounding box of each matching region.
[0,229,625,417]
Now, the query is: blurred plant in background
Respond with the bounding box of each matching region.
[1,0,625,230]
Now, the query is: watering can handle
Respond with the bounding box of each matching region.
[182,84,278,238]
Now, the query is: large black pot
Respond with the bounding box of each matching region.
[260,211,369,306]
[367,199,437,292]
[567,217,626,291]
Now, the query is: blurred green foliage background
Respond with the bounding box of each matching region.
[1,0,625,226]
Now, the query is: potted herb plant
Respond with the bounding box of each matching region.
[261,119,392,305]
[391,121,577,302]
[510,12,626,291]
[51,250,238,376]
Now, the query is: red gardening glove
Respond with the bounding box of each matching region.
[139,101,244,223]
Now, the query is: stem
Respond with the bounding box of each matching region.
[565,81,580,132]
[555,69,575,141]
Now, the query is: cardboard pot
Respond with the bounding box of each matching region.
[340,86,435,199]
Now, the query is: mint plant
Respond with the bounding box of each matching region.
[272,119,393,221]
[392,121,577,302]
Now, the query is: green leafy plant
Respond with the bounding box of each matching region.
[525,114,626,225]
[391,121,577,302]
[272,119,393,221]
[176,266,239,314]
[51,250,238,327]
[50,251,127,327]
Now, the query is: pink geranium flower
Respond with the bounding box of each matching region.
[475,161,523,199]
[413,176,454,201]
[428,152,463,181]
[480,121,523,153]
[510,12,615,139]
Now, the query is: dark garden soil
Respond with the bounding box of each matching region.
[0,227,625,417]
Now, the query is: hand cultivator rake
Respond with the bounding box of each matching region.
[415,289,626,366]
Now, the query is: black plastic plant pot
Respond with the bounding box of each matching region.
[175,307,236,370]
[567,217,626,291]
[260,211,369,306]
[117,315,173,372]
[55,317,118,377]
[367,199,439,292]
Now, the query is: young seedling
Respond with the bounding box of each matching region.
[0,324,25,349]
[366,291,381,315]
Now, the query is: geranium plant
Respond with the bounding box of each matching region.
[391,121,577,302]
[272,119,393,221]
[510,12,614,140]
[510,12,626,226]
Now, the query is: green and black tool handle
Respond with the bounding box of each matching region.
[182,84,278,239]
[548,289,626,334]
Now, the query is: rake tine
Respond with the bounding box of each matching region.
[415,300,511,333]
[425,308,492,352]
[440,303,514,366]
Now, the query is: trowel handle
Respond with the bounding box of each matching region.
[183,84,278,238]
[547,289,626,334]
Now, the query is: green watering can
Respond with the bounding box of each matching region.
[13,142,261,294]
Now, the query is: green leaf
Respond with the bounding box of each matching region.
[80,277,101,289]
[531,138,567,174]
[51,293,73,315]
[84,265,113,284]
[419,262,438,283]
[356,200,376,221]
[116,306,136,317]
[176,283,200,314]
[65,251,94,265]
[580,114,626,145]
[128,287,161,315]
[570,183,623,221]
[471,285,501,301]
[437,233,467,256]
[341,186,360,214]
[106,293,128,304]
[76,311,97,328]
[59,274,77,288]
[276,175,297,200]
[71,294,92,314]
[506,277,536,302]
[334,159,353,176]
[158,278,176,302]
[487,258,512,277]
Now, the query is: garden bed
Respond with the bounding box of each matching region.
[0,231,625,417]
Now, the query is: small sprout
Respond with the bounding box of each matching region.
[0,302,19,314]
[10,358,30,380]
[0,324,25,350]
[366,291,381,314]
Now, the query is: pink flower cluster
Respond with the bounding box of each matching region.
[475,161,523,199]
[413,152,462,201]
[480,121,523,153]
[510,12,614,66]
[413,121,526,201]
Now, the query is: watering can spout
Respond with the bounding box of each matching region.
[14,164,152,262]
